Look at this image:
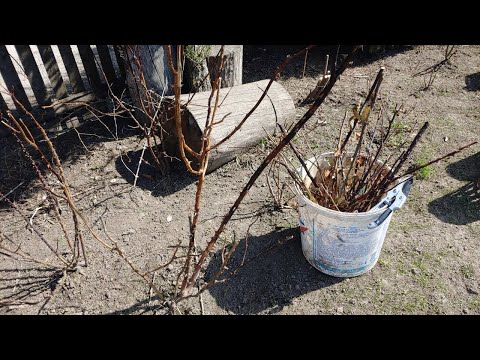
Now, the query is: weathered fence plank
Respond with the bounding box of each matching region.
[37,45,69,100]
[0,91,8,114]
[77,45,104,96]
[113,45,126,80]
[96,45,117,87]
[0,93,8,137]
[57,45,86,93]
[14,45,52,106]
[0,45,32,110]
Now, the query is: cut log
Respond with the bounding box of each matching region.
[162,79,295,172]
[184,45,242,93]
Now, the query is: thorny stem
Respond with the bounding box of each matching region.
[179,46,226,292]
[11,97,89,266]
[178,46,361,300]
[392,141,478,181]
[166,45,202,175]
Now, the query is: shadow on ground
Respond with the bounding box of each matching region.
[0,112,138,206]
[243,45,413,83]
[205,227,342,314]
[465,72,480,91]
[107,227,342,315]
[114,148,197,197]
[428,152,480,225]
[0,267,63,314]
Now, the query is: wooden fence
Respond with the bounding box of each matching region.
[0,45,126,124]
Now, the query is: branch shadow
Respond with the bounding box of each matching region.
[0,267,63,313]
[0,112,138,207]
[106,295,165,315]
[465,72,480,91]
[205,227,343,314]
[243,45,413,83]
[114,148,197,197]
[428,152,480,225]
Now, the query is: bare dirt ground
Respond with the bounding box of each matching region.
[1,45,479,315]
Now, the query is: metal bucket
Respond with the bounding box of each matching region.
[294,152,400,277]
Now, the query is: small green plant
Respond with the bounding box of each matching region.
[401,296,428,313]
[185,45,212,65]
[260,138,269,151]
[277,221,296,230]
[468,297,480,312]
[388,120,409,147]
[414,160,432,180]
[377,258,390,268]
[89,164,103,171]
[460,264,475,280]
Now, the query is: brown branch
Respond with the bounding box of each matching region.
[178,46,361,299]
[209,45,317,151]
[392,141,478,181]
[166,45,202,175]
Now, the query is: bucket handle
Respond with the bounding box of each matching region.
[367,176,413,229]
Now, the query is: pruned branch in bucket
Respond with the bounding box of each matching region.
[291,67,478,213]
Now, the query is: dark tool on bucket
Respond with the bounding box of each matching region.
[367,176,413,229]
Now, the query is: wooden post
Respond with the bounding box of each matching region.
[162,79,295,172]
[184,45,243,93]
[123,45,176,125]
[124,45,175,95]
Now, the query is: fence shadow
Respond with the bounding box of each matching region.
[205,227,342,314]
[428,152,480,225]
[0,111,137,206]
[465,72,480,91]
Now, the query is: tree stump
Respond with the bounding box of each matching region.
[162,79,295,172]
[184,45,243,93]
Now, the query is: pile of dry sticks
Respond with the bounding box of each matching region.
[287,67,477,213]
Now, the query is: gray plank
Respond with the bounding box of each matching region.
[14,45,51,106]
[96,45,116,87]
[77,45,104,96]
[113,45,126,80]
[57,45,86,94]
[0,45,32,111]
[37,45,69,100]
[0,91,8,115]
[0,93,8,137]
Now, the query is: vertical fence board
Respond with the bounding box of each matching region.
[37,45,68,100]
[0,92,8,137]
[0,91,8,115]
[0,45,32,110]
[77,45,104,96]
[14,45,51,106]
[96,45,116,87]
[113,45,126,80]
[57,45,85,94]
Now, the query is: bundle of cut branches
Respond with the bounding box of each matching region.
[290,67,477,213]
